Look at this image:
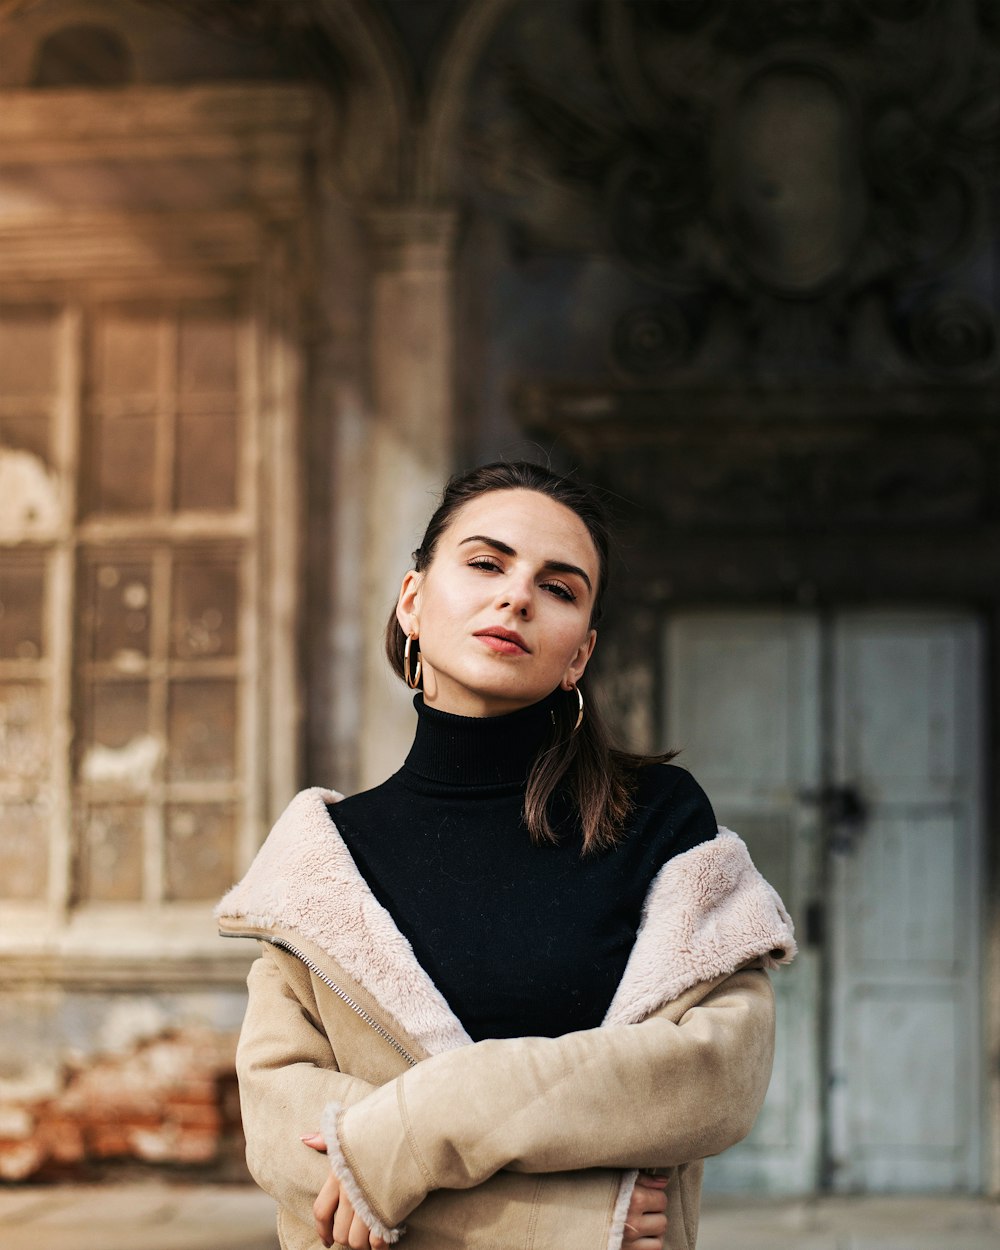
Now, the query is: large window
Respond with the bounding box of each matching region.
[0,299,261,911]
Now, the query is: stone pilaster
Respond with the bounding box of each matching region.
[359,206,458,788]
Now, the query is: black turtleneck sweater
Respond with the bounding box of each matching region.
[328,692,717,1042]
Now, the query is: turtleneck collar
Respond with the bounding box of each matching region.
[402,689,561,789]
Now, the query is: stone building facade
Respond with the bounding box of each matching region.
[0,0,997,1196]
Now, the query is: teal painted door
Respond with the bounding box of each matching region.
[663,610,983,1194]
[665,612,823,1193]
[827,613,983,1192]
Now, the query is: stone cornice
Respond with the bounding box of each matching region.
[0,84,320,250]
[0,82,319,152]
[520,381,1000,436]
[0,949,256,989]
[0,904,257,988]
[0,210,265,279]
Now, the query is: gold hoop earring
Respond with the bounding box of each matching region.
[572,685,584,733]
[404,633,422,690]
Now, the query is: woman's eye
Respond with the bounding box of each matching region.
[543,581,576,602]
[468,557,502,573]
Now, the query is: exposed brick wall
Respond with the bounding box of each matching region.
[0,1026,246,1181]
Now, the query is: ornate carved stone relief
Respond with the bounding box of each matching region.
[522,378,1000,531]
[466,0,1000,384]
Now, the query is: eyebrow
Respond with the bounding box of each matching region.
[458,534,594,594]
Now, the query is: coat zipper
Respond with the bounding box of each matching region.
[266,936,418,1067]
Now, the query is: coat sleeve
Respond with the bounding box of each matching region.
[325,965,775,1234]
[236,943,378,1227]
[238,942,633,1250]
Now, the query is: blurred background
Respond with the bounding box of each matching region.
[0,0,997,1219]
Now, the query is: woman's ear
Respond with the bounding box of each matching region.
[395,569,422,636]
[562,628,597,689]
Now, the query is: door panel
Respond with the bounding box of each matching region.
[829,613,983,1192]
[835,623,971,803]
[663,609,984,1194]
[664,613,822,1193]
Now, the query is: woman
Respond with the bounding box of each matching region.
[217,461,795,1250]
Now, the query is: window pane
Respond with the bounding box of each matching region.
[0,432,61,537]
[77,803,144,901]
[93,315,160,396]
[174,412,237,511]
[0,561,45,659]
[0,800,48,899]
[165,802,235,900]
[79,681,158,786]
[171,556,238,659]
[167,680,236,781]
[90,414,157,514]
[0,311,58,397]
[0,682,48,779]
[84,559,152,666]
[178,313,237,394]
[86,312,162,516]
[2,414,51,464]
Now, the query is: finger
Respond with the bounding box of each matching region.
[628,1191,665,1221]
[622,1233,665,1250]
[370,1234,387,1250]
[349,1211,374,1249]
[622,1226,665,1249]
[637,1171,668,1187]
[312,1174,340,1248]
[625,1211,668,1239]
[332,1191,357,1247]
[302,1132,328,1153]
[629,1185,667,1215]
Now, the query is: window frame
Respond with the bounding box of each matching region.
[0,83,312,985]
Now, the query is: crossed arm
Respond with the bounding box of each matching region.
[323,967,774,1234]
[237,946,774,1246]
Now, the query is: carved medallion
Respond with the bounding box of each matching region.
[466,0,1000,384]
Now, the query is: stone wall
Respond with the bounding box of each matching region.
[0,990,249,1182]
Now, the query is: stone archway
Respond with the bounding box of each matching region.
[419,0,521,200]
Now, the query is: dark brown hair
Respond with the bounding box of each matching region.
[384,461,677,854]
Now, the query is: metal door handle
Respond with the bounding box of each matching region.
[797,783,868,852]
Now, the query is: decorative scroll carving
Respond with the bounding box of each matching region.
[467,0,1000,384]
[612,303,694,374]
[907,294,999,374]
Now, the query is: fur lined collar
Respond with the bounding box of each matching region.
[216,787,795,1055]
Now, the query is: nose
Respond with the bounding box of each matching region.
[496,576,533,618]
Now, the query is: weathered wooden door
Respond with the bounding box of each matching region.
[665,613,823,1193]
[827,613,983,1192]
[663,610,984,1194]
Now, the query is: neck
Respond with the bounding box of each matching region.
[402,690,560,788]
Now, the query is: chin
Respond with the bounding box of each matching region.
[429,674,548,713]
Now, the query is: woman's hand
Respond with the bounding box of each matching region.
[305,1130,666,1249]
[303,1132,387,1249]
[622,1172,668,1250]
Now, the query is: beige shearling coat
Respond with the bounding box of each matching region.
[216,786,796,1250]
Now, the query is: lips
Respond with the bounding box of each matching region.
[474,627,530,654]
